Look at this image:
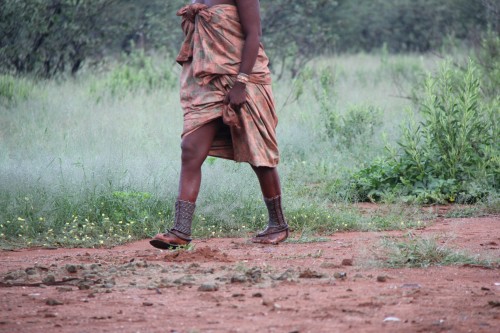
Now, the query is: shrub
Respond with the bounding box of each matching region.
[351,61,499,203]
[325,104,382,149]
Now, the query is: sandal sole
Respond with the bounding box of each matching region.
[149,239,181,250]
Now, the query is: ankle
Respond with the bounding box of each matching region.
[264,195,287,228]
[171,199,196,236]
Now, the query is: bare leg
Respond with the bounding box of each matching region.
[178,118,223,202]
[251,166,289,244]
[251,166,282,198]
[150,118,222,249]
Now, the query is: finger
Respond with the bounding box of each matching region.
[232,103,244,112]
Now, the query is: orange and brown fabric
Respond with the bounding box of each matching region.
[176,4,279,167]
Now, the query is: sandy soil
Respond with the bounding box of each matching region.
[0,215,499,333]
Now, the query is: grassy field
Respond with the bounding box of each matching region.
[0,52,494,248]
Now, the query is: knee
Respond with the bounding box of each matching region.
[180,140,203,165]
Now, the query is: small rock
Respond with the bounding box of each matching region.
[173,275,195,286]
[376,275,387,282]
[488,301,500,308]
[56,286,73,292]
[90,263,101,271]
[341,259,353,266]
[4,270,27,281]
[276,268,296,281]
[46,299,64,306]
[78,282,91,290]
[44,313,57,318]
[230,274,247,283]
[142,302,153,306]
[299,268,324,279]
[333,272,347,280]
[383,316,401,322]
[42,275,56,284]
[245,267,263,283]
[65,264,77,273]
[252,292,263,298]
[25,268,37,275]
[198,283,219,292]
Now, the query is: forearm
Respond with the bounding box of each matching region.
[235,0,262,76]
[238,34,260,75]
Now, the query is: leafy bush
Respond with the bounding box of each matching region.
[89,51,177,100]
[351,61,499,203]
[325,104,382,148]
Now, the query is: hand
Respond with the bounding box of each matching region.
[223,82,247,111]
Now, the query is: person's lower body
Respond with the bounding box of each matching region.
[149,117,288,249]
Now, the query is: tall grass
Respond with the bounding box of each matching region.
[0,52,461,248]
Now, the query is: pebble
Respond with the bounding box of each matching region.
[198,283,219,292]
[299,269,324,279]
[65,264,77,273]
[46,299,64,306]
[333,272,347,280]
[42,274,56,284]
[488,301,500,307]
[276,268,296,281]
[341,259,353,266]
[376,275,387,282]
[230,274,247,283]
[143,302,153,306]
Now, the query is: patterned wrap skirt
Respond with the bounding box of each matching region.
[176,4,279,167]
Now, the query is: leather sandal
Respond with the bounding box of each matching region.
[250,225,289,245]
[149,230,191,249]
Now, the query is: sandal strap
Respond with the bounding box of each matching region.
[256,225,289,238]
[168,229,192,242]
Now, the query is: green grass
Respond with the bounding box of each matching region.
[380,233,496,268]
[0,52,490,248]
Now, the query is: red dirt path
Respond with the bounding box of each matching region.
[1,216,499,333]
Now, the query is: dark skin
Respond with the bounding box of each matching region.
[178,0,282,203]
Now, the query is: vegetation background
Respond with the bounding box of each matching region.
[0,0,498,248]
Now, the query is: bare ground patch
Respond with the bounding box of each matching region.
[0,216,499,333]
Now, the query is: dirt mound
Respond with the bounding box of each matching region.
[163,246,233,263]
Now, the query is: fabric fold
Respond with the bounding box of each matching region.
[176,4,279,167]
